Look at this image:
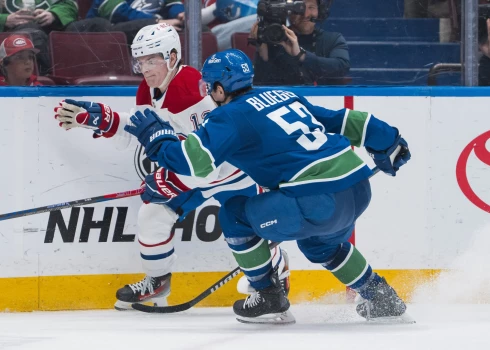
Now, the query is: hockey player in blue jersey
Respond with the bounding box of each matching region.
[124,49,411,325]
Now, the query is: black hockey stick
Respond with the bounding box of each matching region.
[132,241,281,313]
[132,166,381,314]
[0,188,143,221]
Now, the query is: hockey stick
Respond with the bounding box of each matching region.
[132,166,381,314]
[132,241,281,314]
[0,188,143,222]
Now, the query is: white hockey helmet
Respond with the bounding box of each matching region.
[131,23,182,72]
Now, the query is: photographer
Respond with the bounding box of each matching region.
[251,0,349,85]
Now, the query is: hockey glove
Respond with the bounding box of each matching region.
[54,99,120,138]
[366,132,411,176]
[124,108,179,160]
[141,168,190,204]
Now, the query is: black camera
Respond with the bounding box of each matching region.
[256,0,305,45]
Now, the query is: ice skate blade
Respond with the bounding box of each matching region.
[236,310,296,325]
[365,313,415,324]
[114,296,169,311]
[114,300,133,311]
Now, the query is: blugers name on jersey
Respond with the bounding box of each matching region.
[154,89,398,198]
[245,90,299,111]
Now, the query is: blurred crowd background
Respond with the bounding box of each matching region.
[0,0,486,87]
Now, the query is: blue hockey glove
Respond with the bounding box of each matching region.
[366,133,411,176]
[124,108,178,159]
[141,168,189,204]
[54,99,120,138]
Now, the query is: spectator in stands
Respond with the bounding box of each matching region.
[203,0,258,51]
[251,0,349,85]
[67,0,185,44]
[0,34,41,86]
[404,0,458,42]
[0,0,78,74]
[479,15,490,86]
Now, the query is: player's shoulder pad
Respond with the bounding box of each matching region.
[165,66,204,114]
[176,65,202,84]
[136,79,151,106]
[204,104,234,124]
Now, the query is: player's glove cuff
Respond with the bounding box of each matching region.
[145,128,179,160]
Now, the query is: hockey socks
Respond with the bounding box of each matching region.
[226,235,273,290]
[322,242,381,299]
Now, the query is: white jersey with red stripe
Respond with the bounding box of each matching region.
[112,65,256,196]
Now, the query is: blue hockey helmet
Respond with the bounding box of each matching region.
[201,49,254,95]
[214,0,258,23]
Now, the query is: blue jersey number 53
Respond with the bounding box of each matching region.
[266,101,327,151]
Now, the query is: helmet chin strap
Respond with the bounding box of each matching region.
[158,59,179,92]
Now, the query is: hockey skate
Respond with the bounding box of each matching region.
[237,247,291,296]
[356,276,414,324]
[233,271,295,325]
[114,273,171,311]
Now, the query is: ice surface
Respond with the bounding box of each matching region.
[411,222,490,304]
[4,214,490,349]
[0,304,489,350]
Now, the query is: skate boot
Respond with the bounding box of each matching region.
[356,276,413,323]
[237,247,291,296]
[233,271,295,325]
[114,273,171,311]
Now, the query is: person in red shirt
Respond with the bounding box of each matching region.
[0,35,42,86]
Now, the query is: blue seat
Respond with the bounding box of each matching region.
[321,18,440,42]
[348,68,460,86]
[347,41,460,69]
[329,0,404,18]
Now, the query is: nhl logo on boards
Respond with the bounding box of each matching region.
[208,55,221,64]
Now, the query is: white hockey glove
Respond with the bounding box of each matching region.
[54,99,120,138]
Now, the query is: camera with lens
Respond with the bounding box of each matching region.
[256,0,305,45]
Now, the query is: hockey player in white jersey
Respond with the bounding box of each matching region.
[54,23,290,310]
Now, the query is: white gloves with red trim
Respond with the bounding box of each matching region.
[54,99,120,138]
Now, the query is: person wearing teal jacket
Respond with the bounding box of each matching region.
[0,0,78,74]
[67,0,183,45]
[0,0,77,32]
[86,0,184,25]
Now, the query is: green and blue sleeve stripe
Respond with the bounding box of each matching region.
[182,134,216,178]
[297,95,398,151]
[155,132,221,179]
[155,141,193,177]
